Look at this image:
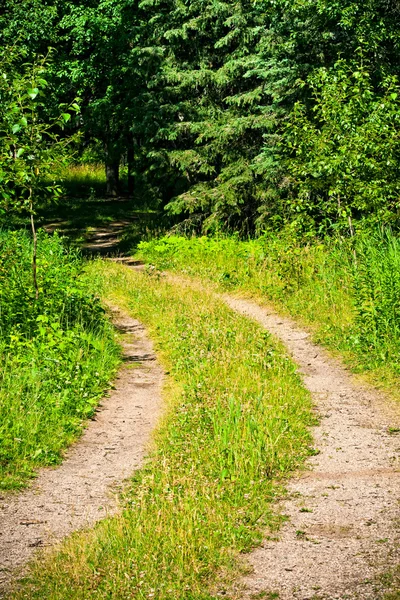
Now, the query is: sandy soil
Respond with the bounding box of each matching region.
[225,296,400,600]
[0,308,163,595]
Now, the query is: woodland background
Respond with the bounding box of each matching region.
[1,0,400,236]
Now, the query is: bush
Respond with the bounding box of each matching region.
[284,60,400,231]
[0,230,105,341]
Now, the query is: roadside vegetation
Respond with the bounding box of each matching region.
[13,262,314,599]
[2,1,399,235]
[0,231,120,490]
[137,229,400,392]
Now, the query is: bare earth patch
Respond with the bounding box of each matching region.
[0,308,163,595]
[225,296,400,600]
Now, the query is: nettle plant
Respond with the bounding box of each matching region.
[0,49,79,298]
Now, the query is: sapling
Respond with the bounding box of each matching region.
[0,48,79,298]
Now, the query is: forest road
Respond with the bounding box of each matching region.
[0,307,163,596]
[225,295,400,600]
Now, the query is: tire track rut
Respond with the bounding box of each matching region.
[225,296,400,600]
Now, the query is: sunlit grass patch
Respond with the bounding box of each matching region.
[13,261,314,599]
[59,163,107,198]
[136,234,354,345]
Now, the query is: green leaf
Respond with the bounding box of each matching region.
[61,113,71,123]
[12,124,21,134]
[27,87,39,100]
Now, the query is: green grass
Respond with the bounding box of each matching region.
[0,231,120,489]
[58,163,108,198]
[373,565,400,599]
[136,234,353,336]
[136,231,400,393]
[0,324,119,490]
[12,261,314,599]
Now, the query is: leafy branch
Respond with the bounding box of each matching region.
[0,48,80,298]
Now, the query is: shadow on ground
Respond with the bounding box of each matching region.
[39,197,168,257]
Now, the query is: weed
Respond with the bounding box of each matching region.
[388,428,400,435]
[250,591,279,599]
[295,530,307,539]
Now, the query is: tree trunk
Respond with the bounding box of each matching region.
[105,142,120,197]
[127,142,135,198]
[105,160,120,197]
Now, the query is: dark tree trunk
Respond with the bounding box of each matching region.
[105,142,120,197]
[127,142,135,198]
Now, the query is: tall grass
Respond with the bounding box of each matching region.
[58,163,107,198]
[0,231,120,489]
[13,262,314,599]
[137,229,400,383]
[353,231,400,369]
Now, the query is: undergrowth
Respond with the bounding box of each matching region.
[13,262,314,599]
[137,229,400,388]
[0,231,120,489]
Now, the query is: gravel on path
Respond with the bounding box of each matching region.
[225,295,400,600]
[0,308,163,595]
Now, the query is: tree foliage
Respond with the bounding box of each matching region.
[1,0,400,233]
[0,48,79,294]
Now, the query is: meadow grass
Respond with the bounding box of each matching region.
[58,163,108,198]
[0,231,120,489]
[136,232,400,392]
[13,261,314,599]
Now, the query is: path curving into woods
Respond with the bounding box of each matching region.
[0,307,163,595]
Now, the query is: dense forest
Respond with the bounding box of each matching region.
[1,0,400,235]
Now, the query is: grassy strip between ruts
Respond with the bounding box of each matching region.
[13,261,314,600]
